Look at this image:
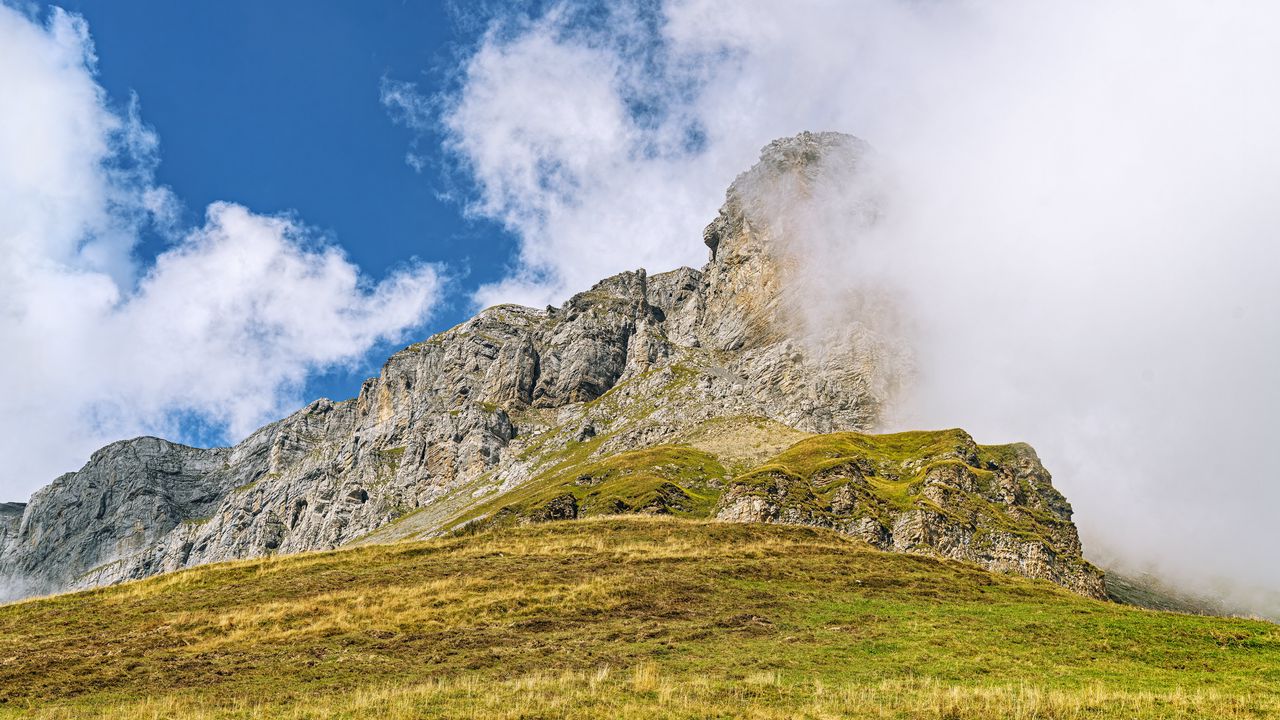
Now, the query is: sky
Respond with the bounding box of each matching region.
[49,1,518,280]
[46,0,520,394]
[2,1,1279,609]
[0,0,518,495]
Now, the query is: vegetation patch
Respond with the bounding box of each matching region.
[723,429,1078,552]
[1,519,1276,719]
[459,428,1087,563]
[453,446,727,532]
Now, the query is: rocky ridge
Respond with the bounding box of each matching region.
[0,132,1105,601]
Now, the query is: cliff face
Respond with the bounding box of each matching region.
[0,132,1104,600]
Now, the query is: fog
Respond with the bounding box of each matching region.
[422,1,1280,613]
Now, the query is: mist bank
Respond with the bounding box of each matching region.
[407,0,1280,615]
[779,137,1279,616]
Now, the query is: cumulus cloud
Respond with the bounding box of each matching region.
[395,0,1280,610]
[0,5,442,499]
[387,3,749,308]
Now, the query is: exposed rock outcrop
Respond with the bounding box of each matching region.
[712,431,1104,598]
[0,132,1103,600]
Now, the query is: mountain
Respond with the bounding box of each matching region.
[0,132,1102,601]
[2,519,1277,718]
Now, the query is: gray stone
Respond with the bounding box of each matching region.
[0,132,1103,601]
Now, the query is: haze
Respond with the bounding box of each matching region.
[406,1,1280,612]
[3,1,1277,614]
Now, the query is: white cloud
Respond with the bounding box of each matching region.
[384,4,758,308]
[402,0,1280,608]
[0,5,442,498]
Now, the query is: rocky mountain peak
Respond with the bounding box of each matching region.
[700,131,879,353]
[704,131,871,260]
[0,132,1103,603]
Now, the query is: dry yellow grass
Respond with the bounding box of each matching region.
[1,518,1276,718]
[14,668,1278,719]
[679,415,813,470]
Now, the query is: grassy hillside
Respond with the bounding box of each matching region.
[435,428,1081,536]
[1,518,1277,719]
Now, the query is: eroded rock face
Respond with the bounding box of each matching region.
[0,132,1100,600]
[701,131,875,352]
[0,502,25,597]
[713,435,1105,599]
[2,438,242,594]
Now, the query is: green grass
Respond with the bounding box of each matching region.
[454,445,727,531]
[724,429,1084,553]
[0,518,1276,718]
[462,429,1024,532]
[436,429,1098,593]
[737,428,979,493]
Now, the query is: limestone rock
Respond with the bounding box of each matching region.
[0,132,1103,601]
[712,433,1105,598]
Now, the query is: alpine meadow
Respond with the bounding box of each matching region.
[1,2,1278,718]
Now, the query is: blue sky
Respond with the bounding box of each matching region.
[4,0,1280,601]
[52,0,518,406]
[4,0,729,497]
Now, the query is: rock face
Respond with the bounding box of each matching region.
[0,132,1104,600]
[712,431,1104,598]
[1,438,246,595]
[0,504,24,595]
